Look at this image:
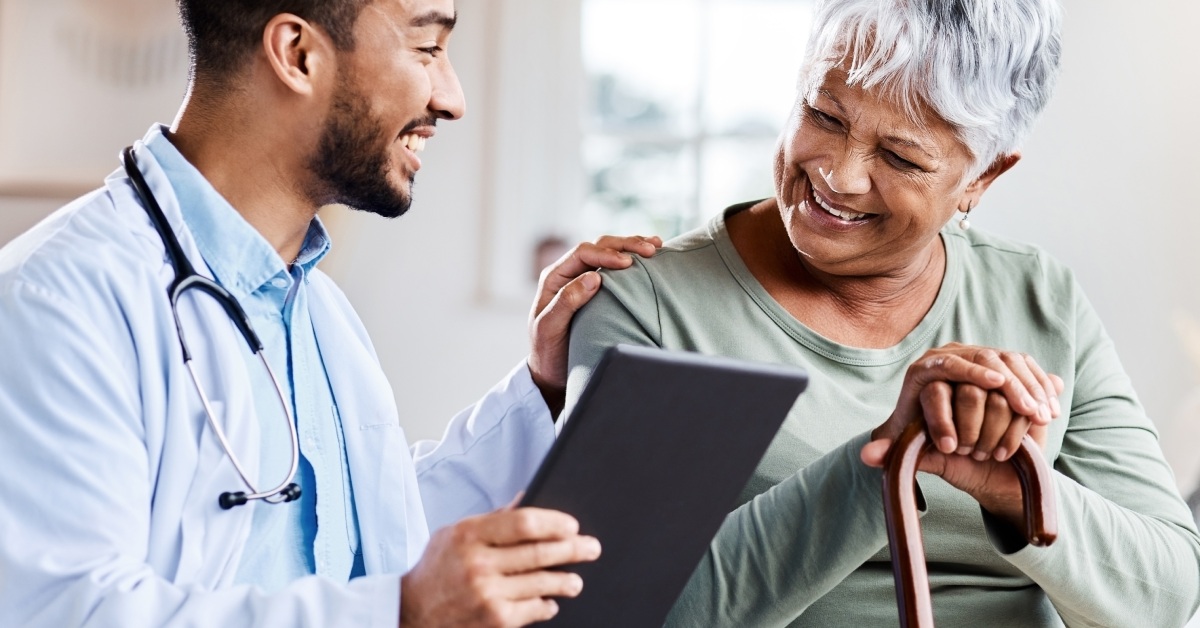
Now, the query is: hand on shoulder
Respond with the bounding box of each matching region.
[527,235,662,416]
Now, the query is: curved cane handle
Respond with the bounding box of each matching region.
[882,421,1057,627]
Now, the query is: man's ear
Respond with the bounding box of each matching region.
[962,152,1021,208]
[261,13,335,96]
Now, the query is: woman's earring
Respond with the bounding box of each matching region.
[959,200,974,231]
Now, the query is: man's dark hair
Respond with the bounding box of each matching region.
[176,0,372,82]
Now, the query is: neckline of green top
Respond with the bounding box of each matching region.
[710,204,962,368]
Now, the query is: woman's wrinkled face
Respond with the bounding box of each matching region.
[774,63,977,277]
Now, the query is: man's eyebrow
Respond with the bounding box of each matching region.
[410,10,457,29]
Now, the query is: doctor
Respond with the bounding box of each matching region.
[0,0,660,626]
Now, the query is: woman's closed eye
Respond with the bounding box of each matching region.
[882,149,922,171]
[805,105,845,132]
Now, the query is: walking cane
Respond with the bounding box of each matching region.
[882,421,1058,627]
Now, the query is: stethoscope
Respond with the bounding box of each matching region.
[122,146,302,510]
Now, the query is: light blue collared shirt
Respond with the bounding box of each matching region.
[146,134,363,590]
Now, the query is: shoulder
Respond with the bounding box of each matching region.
[948,226,1078,290]
[597,217,727,298]
[0,182,165,310]
[946,226,1086,338]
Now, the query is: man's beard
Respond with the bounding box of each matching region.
[308,77,414,219]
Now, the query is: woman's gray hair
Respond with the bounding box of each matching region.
[800,0,1063,175]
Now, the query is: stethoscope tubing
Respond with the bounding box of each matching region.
[122,145,302,510]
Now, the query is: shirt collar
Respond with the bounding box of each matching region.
[143,126,331,300]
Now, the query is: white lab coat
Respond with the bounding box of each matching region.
[0,132,555,627]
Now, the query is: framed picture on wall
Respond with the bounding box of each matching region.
[0,0,188,197]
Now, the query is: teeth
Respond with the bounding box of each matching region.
[401,134,426,152]
[814,192,867,221]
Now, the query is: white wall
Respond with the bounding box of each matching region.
[981,0,1200,489]
[1,1,1198,490]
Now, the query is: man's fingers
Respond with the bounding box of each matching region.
[591,234,662,261]
[491,536,601,574]
[534,236,660,315]
[530,272,601,355]
[474,508,582,546]
[497,569,585,601]
[504,598,562,627]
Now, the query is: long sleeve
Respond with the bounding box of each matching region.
[665,432,892,627]
[411,361,556,533]
[982,282,1200,627]
[0,279,401,628]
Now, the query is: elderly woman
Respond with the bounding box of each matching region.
[566,0,1200,626]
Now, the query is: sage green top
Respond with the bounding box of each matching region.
[565,204,1200,627]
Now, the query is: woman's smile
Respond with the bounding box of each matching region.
[804,178,877,229]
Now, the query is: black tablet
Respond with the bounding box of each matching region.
[520,344,808,628]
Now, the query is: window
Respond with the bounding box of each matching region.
[580,0,814,238]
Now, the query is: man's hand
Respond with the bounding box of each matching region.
[399,507,602,628]
[528,235,661,416]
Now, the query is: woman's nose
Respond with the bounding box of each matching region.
[820,150,872,196]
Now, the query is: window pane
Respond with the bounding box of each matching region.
[580,136,697,237]
[699,137,779,220]
[583,0,702,135]
[581,0,814,239]
[703,1,812,134]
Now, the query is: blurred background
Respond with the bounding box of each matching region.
[1,0,1197,524]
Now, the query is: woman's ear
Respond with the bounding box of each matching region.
[261,13,336,97]
[963,152,1021,207]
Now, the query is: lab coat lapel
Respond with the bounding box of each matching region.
[308,280,428,575]
[111,135,260,585]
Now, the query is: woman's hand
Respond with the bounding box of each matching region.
[527,235,662,416]
[861,344,1064,526]
[867,343,1062,456]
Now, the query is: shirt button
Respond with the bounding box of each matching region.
[271,277,289,289]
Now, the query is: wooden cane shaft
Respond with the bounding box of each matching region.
[883,422,1058,628]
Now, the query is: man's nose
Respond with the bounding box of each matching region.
[430,60,465,121]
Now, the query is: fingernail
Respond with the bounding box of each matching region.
[939,437,956,453]
[1050,396,1061,416]
[585,537,602,558]
[570,574,584,594]
[956,445,972,456]
[994,447,1009,461]
[1039,402,1051,423]
[1023,392,1037,410]
[581,272,599,290]
[972,450,989,461]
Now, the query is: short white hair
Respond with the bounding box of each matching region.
[800,0,1063,175]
